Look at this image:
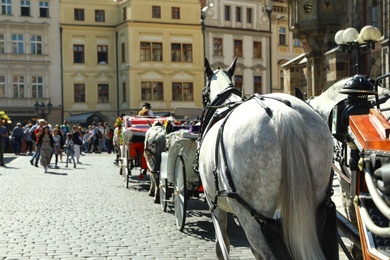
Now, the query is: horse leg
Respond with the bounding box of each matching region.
[149,172,155,197]
[149,172,160,203]
[214,208,230,260]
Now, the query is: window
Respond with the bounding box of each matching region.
[246,8,252,23]
[152,6,160,18]
[171,43,192,62]
[253,41,262,58]
[1,0,11,15]
[39,1,49,17]
[74,84,85,102]
[183,44,192,62]
[97,45,108,64]
[236,7,241,22]
[98,84,109,103]
[293,37,302,47]
[12,34,24,54]
[31,35,42,55]
[224,6,230,21]
[32,76,43,98]
[73,45,84,63]
[13,76,24,98]
[372,1,379,28]
[279,69,284,90]
[122,82,126,102]
[140,42,151,61]
[95,10,105,22]
[171,7,180,19]
[254,76,262,94]
[121,43,125,63]
[141,81,163,101]
[140,42,163,61]
[74,8,84,21]
[0,76,5,98]
[234,75,243,90]
[0,34,4,54]
[213,38,223,56]
[172,82,193,101]
[122,7,126,20]
[234,40,242,57]
[21,0,30,16]
[279,27,287,45]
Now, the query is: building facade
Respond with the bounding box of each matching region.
[61,0,204,123]
[202,0,303,96]
[285,0,389,96]
[0,0,62,125]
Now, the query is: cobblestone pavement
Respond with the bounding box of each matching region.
[0,153,350,259]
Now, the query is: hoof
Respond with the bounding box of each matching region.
[154,198,160,204]
[149,192,154,197]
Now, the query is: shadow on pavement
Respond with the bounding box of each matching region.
[46,171,68,176]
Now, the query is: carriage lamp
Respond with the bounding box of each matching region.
[334,26,381,75]
[34,101,53,120]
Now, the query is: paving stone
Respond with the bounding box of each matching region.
[0,153,350,259]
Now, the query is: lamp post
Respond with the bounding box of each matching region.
[201,2,214,83]
[265,2,273,93]
[334,25,381,75]
[34,101,53,120]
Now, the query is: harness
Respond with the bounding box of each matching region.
[195,73,338,259]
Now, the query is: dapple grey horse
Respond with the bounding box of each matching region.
[197,58,334,259]
[144,122,166,203]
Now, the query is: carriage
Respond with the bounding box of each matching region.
[118,115,167,188]
[319,73,390,259]
[155,107,203,231]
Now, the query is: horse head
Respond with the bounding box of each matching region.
[203,57,240,106]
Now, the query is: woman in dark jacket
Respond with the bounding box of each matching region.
[38,125,54,173]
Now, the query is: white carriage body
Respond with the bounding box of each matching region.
[160,130,199,183]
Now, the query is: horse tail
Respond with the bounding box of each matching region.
[277,110,325,260]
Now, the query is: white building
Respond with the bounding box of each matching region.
[0,0,61,125]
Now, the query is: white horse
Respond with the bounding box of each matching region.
[308,76,390,122]
[198,58,334,260]
[144,121,166,203]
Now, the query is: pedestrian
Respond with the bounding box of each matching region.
[104,122,113,154]
[88,122,100,153]
[30,119,45,167]
[98,122,105,152]
[72,125,82,164]
[38,125,54,173]
[24,123,33,155]
[60,120,70,145]
[52,128,61,169]
[64,133,76,168]
[11,123,24,155]
[0,120,8,167]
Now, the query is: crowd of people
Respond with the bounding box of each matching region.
[0,119,114,173]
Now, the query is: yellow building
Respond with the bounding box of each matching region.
[61,0,203,124]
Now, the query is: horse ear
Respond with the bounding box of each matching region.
[148,121,152,127]
[205,58,214,78]
[227,57,237,77]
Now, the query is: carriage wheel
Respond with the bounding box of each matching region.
[174,155,187,231]
[159,178,168,212]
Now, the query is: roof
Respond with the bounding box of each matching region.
[281,53,306,68]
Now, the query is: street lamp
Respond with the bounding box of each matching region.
[34,101,53,120]
[265,1,273,93]
[201,2,214,83]
[334,25,381,75]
